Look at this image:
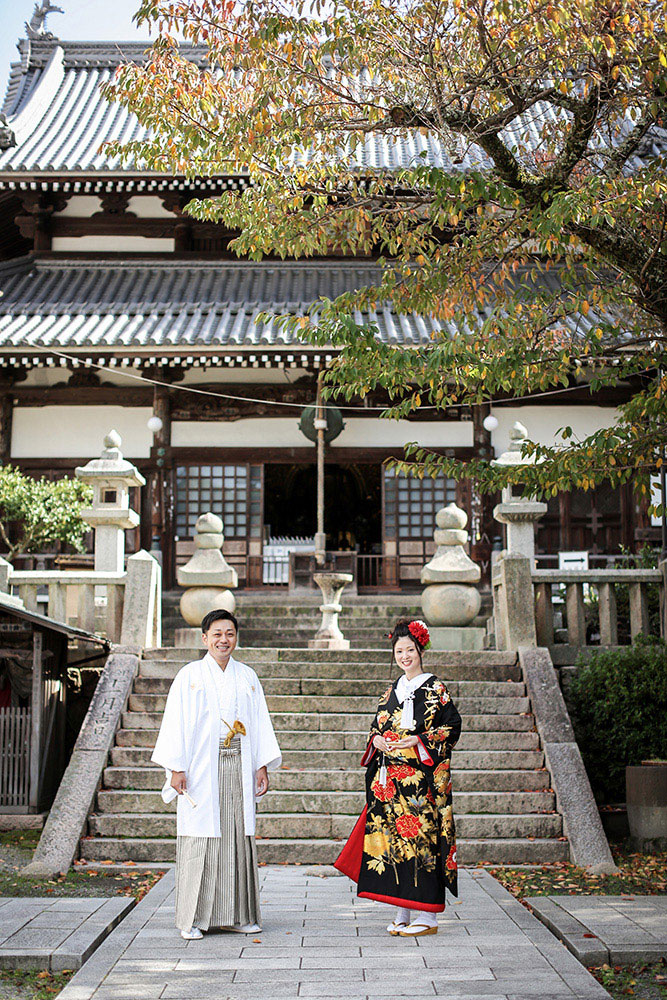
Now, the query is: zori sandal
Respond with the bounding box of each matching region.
[386,920,408,935]
[398,922,438,937]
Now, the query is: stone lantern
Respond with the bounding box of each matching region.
[75,430,145,574]
[492,421,547,565]
[420,503,485,650]
[175,512,238,645]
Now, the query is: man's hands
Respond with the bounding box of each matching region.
[256,766,269,797]
[372,734,419,752]
[171,770,187,794]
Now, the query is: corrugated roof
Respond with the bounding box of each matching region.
[3,37,661,178]
[0,258,446,349]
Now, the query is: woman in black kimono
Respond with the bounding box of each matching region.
[334,618,461,937]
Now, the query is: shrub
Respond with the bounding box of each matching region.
[568,638,667,804]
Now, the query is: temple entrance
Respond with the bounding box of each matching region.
[263,463,382,553]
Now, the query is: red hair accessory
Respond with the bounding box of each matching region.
[408,620,431,650]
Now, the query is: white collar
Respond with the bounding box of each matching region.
[395,671,432,704]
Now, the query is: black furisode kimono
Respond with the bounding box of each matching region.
[335,674,462,911]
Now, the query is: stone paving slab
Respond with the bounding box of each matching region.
[54,867,611,1000]
[0,897,135,971]
[527,895,667,966]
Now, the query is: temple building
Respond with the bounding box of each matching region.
[0,29,654,591]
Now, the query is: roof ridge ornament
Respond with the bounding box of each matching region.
[25,0,64,40]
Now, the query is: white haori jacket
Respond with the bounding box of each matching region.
[151,653,282,838]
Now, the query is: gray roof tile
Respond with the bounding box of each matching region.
[0,258,445,351]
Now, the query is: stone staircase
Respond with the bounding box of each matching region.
[80,647,570,866]
[161,592,426,648]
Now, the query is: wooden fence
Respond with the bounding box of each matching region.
[0,707,31,810]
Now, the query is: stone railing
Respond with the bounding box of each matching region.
[493,553,666,657]
[9,571,126,640]
[533,569,663,651]
[5,550,162,649]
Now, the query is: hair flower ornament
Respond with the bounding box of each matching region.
[408,619,431,650]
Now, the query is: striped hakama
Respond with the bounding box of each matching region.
[174,736,261,932]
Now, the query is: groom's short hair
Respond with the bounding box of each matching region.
[201,609,239,634]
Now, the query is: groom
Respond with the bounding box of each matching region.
[152,609,281,938]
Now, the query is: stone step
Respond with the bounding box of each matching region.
[114,728,541,751]
[96,788,556,816]
[102,765,551,792]
[139,659,522,682]
[141,648,518,666]
[79,836,569,865]
[131,676,527,698]
[87,811,562,840]
[109,745,544,770]
[121,710,536,733]
[126,693,531,715]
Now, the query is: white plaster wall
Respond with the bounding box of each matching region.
[172,417,473,449]
[57,196,101,217]
[51,237,174,252]
[128,197,175,218]
[55,196,174,219]
[491,405,619,454]
[11,407,154,458]
[336,418,472,448]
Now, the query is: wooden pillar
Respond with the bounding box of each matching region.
[150,385,173,586]
[29,630,43,811]
[0,391,13,465]
[471,404,494,586]
[559,491,572,550]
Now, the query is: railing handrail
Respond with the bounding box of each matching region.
[532,569,661,584]
[9,571,126,586]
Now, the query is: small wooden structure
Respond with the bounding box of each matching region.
[0,594,108,813]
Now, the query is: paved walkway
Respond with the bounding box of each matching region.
[528,894,667,966]
[0,897,134,971]
[57,867,611,1000]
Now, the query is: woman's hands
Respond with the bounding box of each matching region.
[171,770,187,794]
[372,733,419,752]
[394,735,419,749]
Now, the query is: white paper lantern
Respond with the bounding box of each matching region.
[483,413,499,432]
[147,415,163,433]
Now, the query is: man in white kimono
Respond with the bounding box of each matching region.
[152,609,281,939]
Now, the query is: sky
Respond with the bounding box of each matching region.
[0,0,152,95]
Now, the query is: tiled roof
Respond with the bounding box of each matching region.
[0,258,444,350]
[3,38,664,178]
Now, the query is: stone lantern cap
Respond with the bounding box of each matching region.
[491,421,544,469]
[76,431,144,531]
[421,503,481,584]
[75,430,146,487]
[177,512,238,588]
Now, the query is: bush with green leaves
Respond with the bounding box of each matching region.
[569,638,667,804]
[0,466,93,559]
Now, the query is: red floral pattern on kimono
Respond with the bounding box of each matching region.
[353,675,462,911]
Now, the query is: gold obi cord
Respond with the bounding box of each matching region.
[221,719,246,748]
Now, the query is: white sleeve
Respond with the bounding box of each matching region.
[253,674,282,772]
[151,670,189,772]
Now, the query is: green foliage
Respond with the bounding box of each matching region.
[569,638,667,803]
[104,0,667,503]
[0,467,93,559]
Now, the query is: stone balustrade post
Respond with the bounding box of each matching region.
[493,554,537,650]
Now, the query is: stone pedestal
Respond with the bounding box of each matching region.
[75,431,145,574]
[177,513,238,627]
[420,504,482,646]
[308,572,353,650]
[429,626,485,651]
